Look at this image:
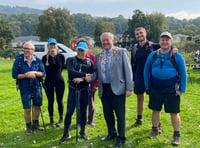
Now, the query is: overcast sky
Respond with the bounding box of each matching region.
[1,0,200,19]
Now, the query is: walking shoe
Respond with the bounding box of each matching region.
[131,119,143,127]
[25,128,32,136]
[50,120,56,127]
[32,124,44,131]
[80,132,89,140]
[56,119,63,127]
[171,135,180,146]
[59,133,71,144]
[87,121,95,127]
[148,127,161,138]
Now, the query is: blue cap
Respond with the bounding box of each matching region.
[76,42,88,51]
[48,38,57,45]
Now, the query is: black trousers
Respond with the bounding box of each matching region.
[101,84,126,141]
[45,80,65,119]
[63,87,89,134]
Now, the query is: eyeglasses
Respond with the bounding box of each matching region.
[23,47,32,50]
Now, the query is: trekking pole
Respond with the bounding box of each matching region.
[75,83,80,144]
[40,107,46,132]
[187,63,192,85]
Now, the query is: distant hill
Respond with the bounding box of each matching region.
[0,5,42,15]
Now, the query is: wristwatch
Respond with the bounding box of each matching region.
[34,71,38,75]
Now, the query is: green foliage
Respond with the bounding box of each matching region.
[72,13,95,37]
[126,9,166,42]
[37,7,76,46]
[0,21,15,47]
[94,19,115,47]
[0,48,20,58]
[0,59,200,148]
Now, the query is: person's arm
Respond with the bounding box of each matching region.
[144,52,155,92]
[176,53,187,93]
[122,49,133,92]
[67,57,86,78]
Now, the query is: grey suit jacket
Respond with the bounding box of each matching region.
[92,47,133,98]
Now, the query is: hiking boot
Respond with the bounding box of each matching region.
[148,127,161,138]
[25,128,32,136]
[59,133,71,144]
[32,124,44,131]
[131,119,143,127]
[87,121,95,127]
[171,135,180,146]
[80,132,89,140]
[56,119,63,127]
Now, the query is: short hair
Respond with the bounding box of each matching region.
[23,41,35,50]
[135,27,146,32]
[100,32,114,42]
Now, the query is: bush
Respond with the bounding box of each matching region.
[0,48,21,59]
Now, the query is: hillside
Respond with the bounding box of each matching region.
[0,5,42,15]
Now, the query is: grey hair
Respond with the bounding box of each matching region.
[100,32,114,42]
[23,41,35,50]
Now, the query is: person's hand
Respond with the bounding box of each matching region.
[85,74,91,82]
[92,86,98,93]
[126,90,132,97]
[176,90,182,96]
[73,78,84,84]
[172,47,178,54]
[25,71,36,79]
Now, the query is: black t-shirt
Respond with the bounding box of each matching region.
[132,42,160,80]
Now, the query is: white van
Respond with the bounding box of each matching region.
[33,41,76,64]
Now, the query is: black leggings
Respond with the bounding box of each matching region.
[45,80,65,119]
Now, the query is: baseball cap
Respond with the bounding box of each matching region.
[48,38,57,45]
[76,42,88,51]
[160,32,173,40]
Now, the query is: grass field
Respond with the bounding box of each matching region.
[0,58,200,148]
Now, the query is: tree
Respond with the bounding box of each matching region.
[0,21,15,48]
[94,19,115,47]
[147,13,166,42]
[72,13,95,37]
[126,9,166,43]
[37,7,76,46]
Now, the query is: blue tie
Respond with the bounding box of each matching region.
[105,51,110,82]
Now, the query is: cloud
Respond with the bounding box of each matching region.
[166,11,200,20]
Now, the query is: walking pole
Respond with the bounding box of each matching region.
[40,106,46,131]
[75,83,80,144]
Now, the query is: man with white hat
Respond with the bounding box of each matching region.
[143,32,187,146]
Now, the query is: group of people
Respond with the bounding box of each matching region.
[12,27,187,148]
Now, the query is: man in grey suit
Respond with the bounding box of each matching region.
[88,32,133,148]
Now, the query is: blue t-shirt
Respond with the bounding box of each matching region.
[144,50,187,93]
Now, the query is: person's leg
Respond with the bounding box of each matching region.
[21,91,32,135]
[55,81,65,125]
[132,93,144,127]
[88,91,95,125]
[112,94,126,144]
[101,84,116,136]
[165,93,181,146]
[45,83,55,124]
[60,88,76,143]
[79,89,89,140]
[148,88,162,138]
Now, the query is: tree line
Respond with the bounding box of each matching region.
[1,8,200,49]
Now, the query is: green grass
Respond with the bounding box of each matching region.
[0,58,200,148]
